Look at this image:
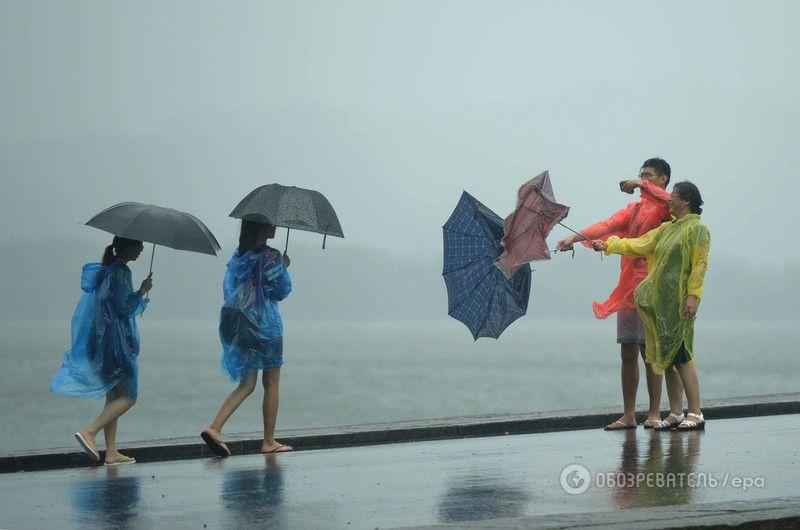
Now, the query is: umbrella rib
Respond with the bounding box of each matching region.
[116,206,147,239]
[521,205,588,242]
[444,263,498,310]
[478,283,502,338]
[185,212,221,252]
[442,253,499,275]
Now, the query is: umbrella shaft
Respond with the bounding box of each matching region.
[557,221,590,242]
[149,244,156,274]
[146,244,155,302]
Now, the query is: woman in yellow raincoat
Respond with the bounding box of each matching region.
[593,182,710,431]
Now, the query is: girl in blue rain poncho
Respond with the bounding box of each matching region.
[201,220,293,456]
[51,236,154,464]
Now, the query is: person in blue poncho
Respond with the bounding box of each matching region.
[51,236,154,464]
[202,220,293,456]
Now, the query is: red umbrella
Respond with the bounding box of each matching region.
[495,170,577,278]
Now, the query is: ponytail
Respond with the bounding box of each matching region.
[101,236,142,265]
[673,181,704,215]
[101,244,116,265]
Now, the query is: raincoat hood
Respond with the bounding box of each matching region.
[81,263,106,293]
[226,247,264,280]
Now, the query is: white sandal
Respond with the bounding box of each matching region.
[678,412,705,430]
[654,412,685,431]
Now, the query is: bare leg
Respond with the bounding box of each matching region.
[80,384,136,452]
[607,344,639,429]
[102,385,134,462]
[261,367,290,452]
[659,367,685,427]
[640,344,663,425]
[209,370,258,435]
[675,361,702,427]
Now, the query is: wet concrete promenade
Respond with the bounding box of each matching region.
[1,413,798,529]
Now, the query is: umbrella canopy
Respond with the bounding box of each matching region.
[495,170,570,278]
[86,202,221,273]
[229,184,344,250]
[442,191,531,340]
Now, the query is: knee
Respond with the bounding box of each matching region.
[241,382,256,396]
[262,372,280,390]
[620,345,639,363]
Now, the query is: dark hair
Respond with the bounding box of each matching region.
[642,158,671,185]
[102,236,143,265]
[238,220,273,255]
[673,181,704,214]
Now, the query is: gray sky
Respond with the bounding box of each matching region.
[2,1,799,320]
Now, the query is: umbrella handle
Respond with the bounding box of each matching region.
[550,246,603,260]
[284,228,290,254]
[550,248,576,259]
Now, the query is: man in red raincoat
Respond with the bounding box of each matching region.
[556,158,678,430]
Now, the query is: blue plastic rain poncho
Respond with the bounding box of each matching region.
[218,246,292,382]
[51,262,148,400]
[605,214,711,374]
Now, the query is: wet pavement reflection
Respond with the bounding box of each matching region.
[1,414,797,528]
[610,429,703,509]
[69,465,142,528]
[219,454,285,527]
[437,473,530,523]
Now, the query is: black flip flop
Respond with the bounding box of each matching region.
[201,430,231,457]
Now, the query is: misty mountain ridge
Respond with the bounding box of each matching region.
[0,236,793,323]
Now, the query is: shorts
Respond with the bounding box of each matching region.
[617,308,645,345]
[670,343,692,366]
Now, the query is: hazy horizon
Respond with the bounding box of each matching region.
[1,234,796,324]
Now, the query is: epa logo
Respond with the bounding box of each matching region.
[560,464,591,495]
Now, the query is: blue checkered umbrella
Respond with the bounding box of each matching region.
[442,191,531,340]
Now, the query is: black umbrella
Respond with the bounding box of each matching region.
[229,184,344,252]
[86,202,221,274]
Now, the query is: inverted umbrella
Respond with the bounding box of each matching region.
[229,184,344,252]
[495,170,577,278]
[86,202,221,274]
[443,191,531,340]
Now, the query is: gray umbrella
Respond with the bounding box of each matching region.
[86,202,221,273]
[229,184,344,252]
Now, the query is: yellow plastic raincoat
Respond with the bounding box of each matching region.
[604,214,710,374]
